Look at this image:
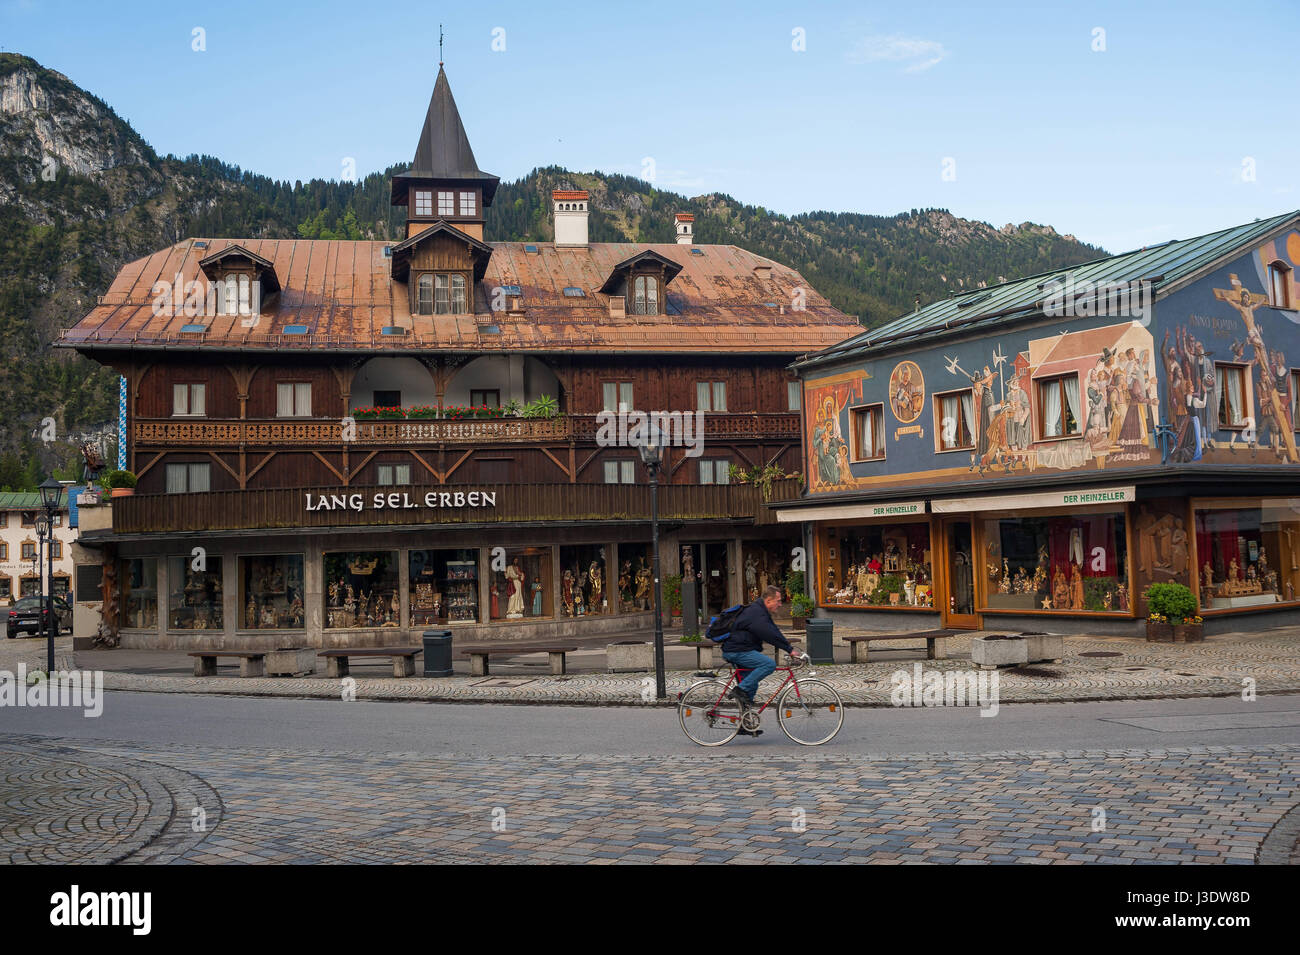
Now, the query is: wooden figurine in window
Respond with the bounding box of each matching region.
[531,579,543,616]
[246,594,258,629]
[587,561,603,614]
[259,602,276,628]
[1051,567,1070,609]
[562,569,575,616]
[635,562,652,611]
[506,561,525,618]
[1117,582,1130,612]
[1070,565,1084,611]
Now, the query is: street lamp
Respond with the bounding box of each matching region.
[637,428,666,700]
[38,477,64,675]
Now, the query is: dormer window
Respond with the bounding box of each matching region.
[222,273,253,315]
[1269,261,1291,308]
[631,275,659,316]
[414,190,433,217]
[415,272,468,315]
[417,274,434,314]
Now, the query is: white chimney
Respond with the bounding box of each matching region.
[675,212,694,245]
[553,189,589,247]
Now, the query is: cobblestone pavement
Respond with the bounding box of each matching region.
[1,733,1295,864]
[25,628,1300,706]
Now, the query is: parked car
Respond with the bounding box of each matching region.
[6,595,72,638]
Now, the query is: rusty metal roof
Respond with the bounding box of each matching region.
[61,238,861,355]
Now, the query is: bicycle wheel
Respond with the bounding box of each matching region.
[776,679,844,746]
[678,680,742,746]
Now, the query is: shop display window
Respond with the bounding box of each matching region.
[121,558,158,628]
[168,555,223,630]
[489,547,553,620]
[558,545,607,617]
[821,523,933,607]
[741,540,797,604]
[324,552,398,629]
[241,555,305,629]
[615,544,653,613]
[409,549,481,625]
[982,513,1128,612]
[1194,500,1300,609]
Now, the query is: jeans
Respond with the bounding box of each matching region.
[723,649,775,700]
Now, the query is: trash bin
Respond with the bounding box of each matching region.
[804,618,834,665]
[422,629,453,677]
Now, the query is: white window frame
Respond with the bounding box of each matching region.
[277,382,312,418]
[459,191,477,217]
[437,191,455,216]
[172,382,206,417]
[414,190,433,217]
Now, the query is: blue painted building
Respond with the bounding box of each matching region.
[775,211,1300,635]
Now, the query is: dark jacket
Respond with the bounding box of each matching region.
[723,599,795,655]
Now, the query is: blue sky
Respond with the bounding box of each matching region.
[4,0,1298,253]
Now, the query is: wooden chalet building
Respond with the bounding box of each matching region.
[60,67,860,648]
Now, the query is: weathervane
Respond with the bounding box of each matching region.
[439,24,444,66]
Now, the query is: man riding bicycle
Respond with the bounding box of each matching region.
[724,585,805,714]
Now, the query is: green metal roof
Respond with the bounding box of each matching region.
[0,492,44,509]
[798,210,1300,370]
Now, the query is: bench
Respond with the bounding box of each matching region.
[843,630,958,664]
[188,651,267,678]
[459,645,578,677]
[318,647,422,678]
[678,639,716,669]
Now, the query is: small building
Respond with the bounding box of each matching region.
[775,212,1300,635]
[58,68,860,649]
[0,491,75,604]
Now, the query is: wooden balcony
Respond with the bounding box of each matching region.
[132,413,801,447]
[108,479,801,534]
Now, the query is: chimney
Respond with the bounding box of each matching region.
[675,213,694,245]
[553,190,589,247]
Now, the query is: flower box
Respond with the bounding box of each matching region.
[1172,623,1204,643]
[1145,621,1174,642]
[791,615,807,631]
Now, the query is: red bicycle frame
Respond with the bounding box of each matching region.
[706,665,802,718]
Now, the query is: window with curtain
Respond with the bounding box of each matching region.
[851,405,884,461]
[417,274,433,314]
[631,275,659,315]
[22,542,35,560]
[173,383,206,416]
[1292,372,1300,428]
[936,390,975,450]
[165,463,210,494]
[787,382,801,411]
[603,460,635,484]
[602,382,632,412]
[696,381,727,411]
[277,382,311,417]
[377,464,411,486]
[698,459,730,484]
[1269,262,1291,308]
[1215,364,1247,427]
[1036,375,1080,438]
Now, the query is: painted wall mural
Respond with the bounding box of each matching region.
[804,236,1300,494]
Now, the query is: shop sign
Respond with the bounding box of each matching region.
[775,499,926,523]
[305,490,498,513]
[932,485,1135,514]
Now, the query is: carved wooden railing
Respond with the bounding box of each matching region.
[133,413,801,447]
[109,479,802,533]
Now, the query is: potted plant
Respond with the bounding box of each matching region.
[790,594,814,630]
[784,570,804,603]
[406,405,439,419]
[103,469,137,498]
[1143,582,1199,642]
[522,395,559,419]
[663,573,682,626]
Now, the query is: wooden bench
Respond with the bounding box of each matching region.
[318,647,422,678]
[460,645,578,677]
[188,650,267,678]
[843,630,958,664]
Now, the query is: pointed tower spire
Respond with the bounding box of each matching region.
[391,66,499,239]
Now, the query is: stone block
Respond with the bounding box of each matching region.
[606,641,653,672]
[971,635,1028,669]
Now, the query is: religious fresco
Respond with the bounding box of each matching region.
[806,374,864,490]
[1161,273,1297,465]
[888,360,924,423]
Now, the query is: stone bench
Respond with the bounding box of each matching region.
[460,646,577,677]
[678,639,716,669]
[318,647,422,678]
[188,650,266,678]
[843,630,957,664]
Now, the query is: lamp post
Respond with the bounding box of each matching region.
[637,430,666,700]
[39,478,64,676]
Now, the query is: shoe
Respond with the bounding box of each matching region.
[736,728,764,737]
[731,688,751,707]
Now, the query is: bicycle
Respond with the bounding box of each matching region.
[677,653,844,746]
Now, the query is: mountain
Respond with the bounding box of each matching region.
[0,52,1105,486]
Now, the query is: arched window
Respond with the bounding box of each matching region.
[1269,261,1291,309]
[417,274,433,315]
[224,276,238,315]
[632,275,659,316]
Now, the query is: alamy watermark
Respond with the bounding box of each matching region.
[150,273,262,325]
[890,662,999,716]
[594,409,706,458]
[1042,277,1152,324]
[1,665,104,718]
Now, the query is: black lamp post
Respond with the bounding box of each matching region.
[637,430,666,700]
[38,478,64,675]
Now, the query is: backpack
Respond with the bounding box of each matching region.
[705,604,745,643]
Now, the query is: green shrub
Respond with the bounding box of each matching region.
[663,574,682,611]
[1144,582,1198,623]
[791,594,815,617]
[784,570,805,599]
[103,469,136,489]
